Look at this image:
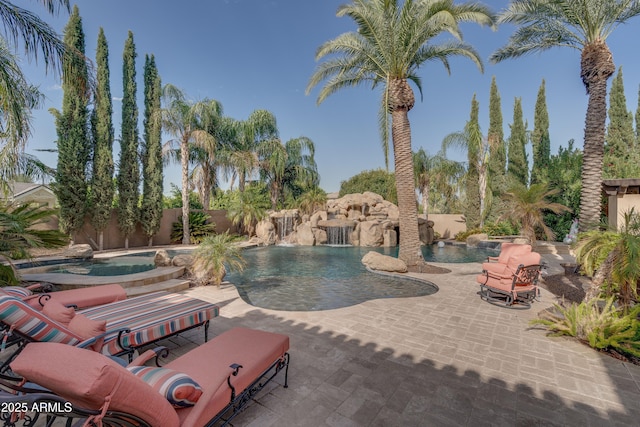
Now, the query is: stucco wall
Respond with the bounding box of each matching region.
[39,209,237,250]
[608,194,640,230]
[427,214,466,239]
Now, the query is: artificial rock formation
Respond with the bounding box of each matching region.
[253,192,433,248]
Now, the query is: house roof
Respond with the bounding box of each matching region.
[8,182,54,199]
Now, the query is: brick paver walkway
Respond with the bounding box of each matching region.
[161,254,640,426]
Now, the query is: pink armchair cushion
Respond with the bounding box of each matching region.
[127,366,203,408]
[497,243,532,265]
[67,313,106,351]
[41,299,76,327]
[10,342,179,427]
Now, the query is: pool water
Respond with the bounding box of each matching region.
[23,249,191,276]
[225,246,444,311]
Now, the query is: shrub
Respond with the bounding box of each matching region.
[170,211,215,244]
[531,298,640,359]
[339,169,397,204]
[191,232,246,286]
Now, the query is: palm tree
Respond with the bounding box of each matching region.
[298,186,327,215]
[491,0,640,232]
[161,84,221,244]
[227,190,268,237]
[499,183,571,243]
[0,0,72,190]
[575,209,640,307]
[306,0,495,266]
[413,147,464,220]
[0,202,68,285]
[441,97,493,228]
[258,137,317,210]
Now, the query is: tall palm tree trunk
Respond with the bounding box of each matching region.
[392,109,423,266]
[181,135,191,245]
[578,41,615,232]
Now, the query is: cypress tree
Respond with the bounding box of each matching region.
[90,27,115,251]
[141,54,163,246]
[604,67,637,178]
[487,76,505,178]
[54,5,90,243]
[116,31,139,249]
[487,76,507,221]
[531,79,551,185]
[507,97,529,186]
[464,95,481,229]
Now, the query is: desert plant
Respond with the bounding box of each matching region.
[191,232,246,286]
[170,211,215,244]
[532,298,640,359]
[499,183,571,243]
[575,209,640,306]
[226,190,268,237]
[0,203,69,285]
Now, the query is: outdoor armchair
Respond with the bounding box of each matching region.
[477,251,542,309]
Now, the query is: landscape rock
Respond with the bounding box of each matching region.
[466,233,488,247]
[172,254,194,267]
[154,250,172,266]
[361,251,407,273]
[64,244,93,259]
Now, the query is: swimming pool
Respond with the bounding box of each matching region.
[226,246,431,311]
[19,249,191,276]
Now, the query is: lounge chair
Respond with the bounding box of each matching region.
[1,283,127,310]
[477,251,542,309]
[0,291,218,369]
[482,243,532,275]
[1,327,290,426]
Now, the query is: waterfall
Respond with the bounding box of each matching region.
[326,225,352,246]
[276,214,295,244]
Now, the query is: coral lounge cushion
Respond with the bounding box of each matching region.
[41,299,76,327]
[67,313,107,351]
[10,342,179,427]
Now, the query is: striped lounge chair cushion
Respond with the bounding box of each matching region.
[0,295,82,346]
[78,292,219,356]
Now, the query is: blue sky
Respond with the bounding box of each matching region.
[20,0,640,193]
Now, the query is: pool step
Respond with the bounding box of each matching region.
[126,278,191,297]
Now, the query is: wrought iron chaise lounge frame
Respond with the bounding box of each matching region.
[0,291,218,370]
[0,327,290,427]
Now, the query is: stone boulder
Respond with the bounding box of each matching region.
[361,251,407,273]
[64,244,93,259]
[359,221,383,247]
[466,233,489,247]
[172,254,194,267]
[154,250,172,266]
[419,218,435,245]
[296,223,316,246]
[255,219,276,246]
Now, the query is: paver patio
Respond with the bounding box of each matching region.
[159,252,640,426]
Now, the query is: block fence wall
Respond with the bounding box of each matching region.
[39,208,237,251]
